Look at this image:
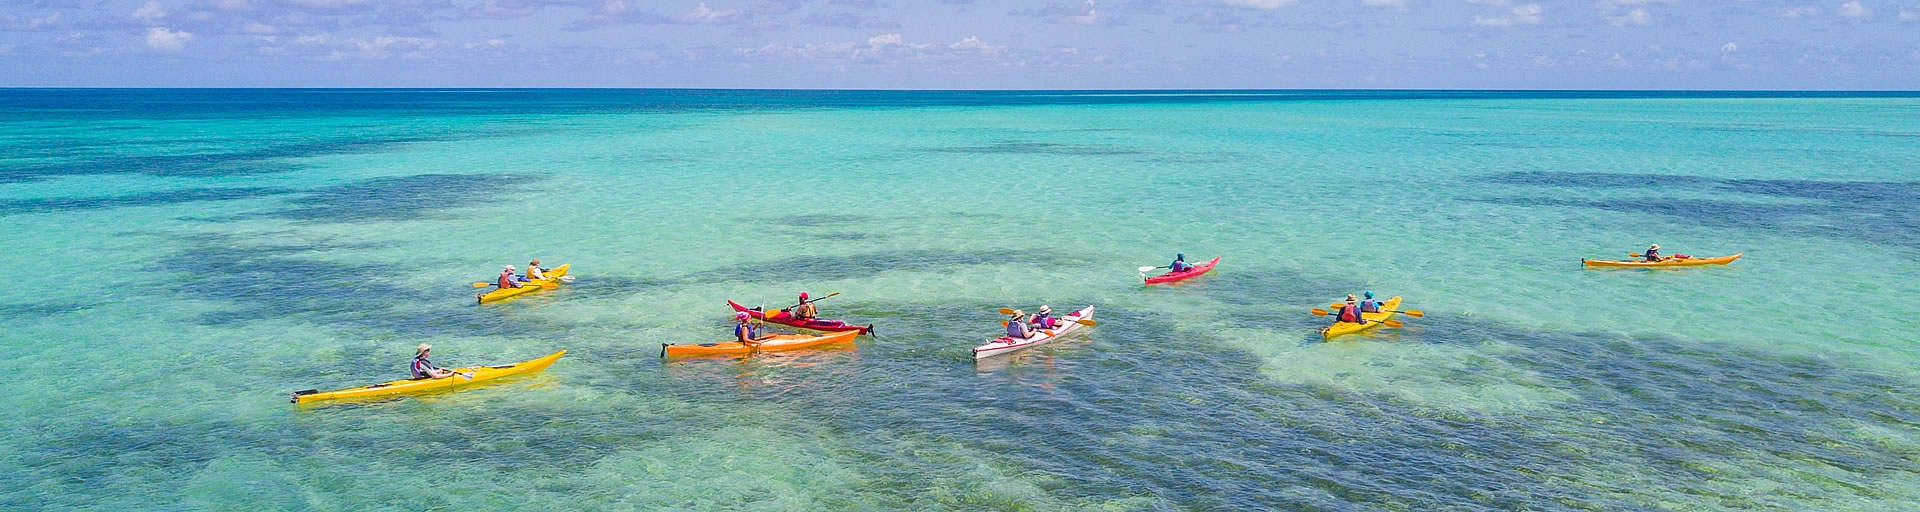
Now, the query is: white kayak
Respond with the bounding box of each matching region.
[972,305,1095,359]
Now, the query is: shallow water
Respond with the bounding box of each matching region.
[3,90,1919,510]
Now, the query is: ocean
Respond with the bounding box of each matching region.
[3,89,1918,510]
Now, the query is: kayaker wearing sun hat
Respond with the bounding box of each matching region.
[792,292,819,321]
[1333,295,1366,324]
[1168,253,1192,273]
[411,344,453,379]
[1006,310,1037,339]
[1643,244,1664,262]
[1358,292,1384,314]
[1030,305,1058,329]
[497,265,523,289]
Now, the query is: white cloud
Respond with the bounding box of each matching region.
[132,1,167,24]
[679,2,744,23]
[145,27,193,51]
[26,12,61,29]
[242,21,278,34]
[1722,42,1737,52]
[948,35,1004,54]
[1838,1,1871,17]
[1053,0,1107,25]
[1216,0,1296,8]
[1473,4,1543,26]
[1903,7,1920,21]
[1778,6,1821,17]
[1467,0,1512,5]
[1361,0,1405,7]
[1607,7,1652,25]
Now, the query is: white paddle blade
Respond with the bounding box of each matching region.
[1137,266,1157,272]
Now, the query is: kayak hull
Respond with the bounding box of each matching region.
[727,300,872,334]
[1145,257,1219,285]
[477,264,571,304]
[1582,253,1741,268]
[663,329,861,357]
[1321,296,1401,339]
[973,305,1095,359]
[292,350,565,404]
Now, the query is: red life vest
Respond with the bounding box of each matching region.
[1338,305,1362,323]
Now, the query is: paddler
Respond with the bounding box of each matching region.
[1168,253,1193,273]
[1643,244,1664,262]
[1030,305,1059,330]
[1358,292,1384,314]
[1331,295,1366,325]
[497,265,523,289]
[1006,310,1037,339]
[792,292,819,321]
[734,312,768,344]
[411,344,454,379]
[524,259,549,282]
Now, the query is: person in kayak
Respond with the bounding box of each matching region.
[1030,305,1058,330]
[411,344,454,379]
[792,292,819,321]
[497,265,523,289]
[734,312,768,345]
[524,259,548,282]
[1168,253,1193,273]
[1358,292,1384,314]
[1643,244,1664,262]
[1006,310,1037,339]
[1332,295,1366,325]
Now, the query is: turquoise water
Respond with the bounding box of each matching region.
[4,89,1919,510]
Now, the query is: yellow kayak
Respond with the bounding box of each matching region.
[1582,253,1741,268]
[662,330,860,358]
[1320,296,1402,338]
[477,264,570,304]
[292,350,565,404]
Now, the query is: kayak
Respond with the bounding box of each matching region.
[477,264,571,304]
[1145,257,1220,285]
[973,305,1095,359]
[1583,253,1741,268]
[1321,296,1402,339]
[662,329,861,358]
[727,300,873,334]
[292,350,565,404]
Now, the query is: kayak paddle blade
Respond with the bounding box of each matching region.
[1311,308,1331,316]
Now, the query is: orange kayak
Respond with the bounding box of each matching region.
[661,330,860,358]
[1583,253,1741,268]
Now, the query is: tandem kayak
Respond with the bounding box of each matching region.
[292,350,565,404]
[477,264,571,304]
[1583,253,1742,268]
[1321,296,1402,339]
[727,300,873,334]
[973,305,1095,359]
[662,329,861,358]
[1145,257,1219,285]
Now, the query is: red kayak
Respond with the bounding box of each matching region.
[1145,256,1220,284]
[727,300,873,334]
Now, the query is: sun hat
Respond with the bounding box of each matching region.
[1010,309,1025,318]
[1650,244,1660,249]
[1038,305,1052,314]
[1346,294,1357,302]
[416,343,431,356]
[529,259,540,265]
[735,312,751,321]
[1364,291,1374,299]
[505,265,516,271]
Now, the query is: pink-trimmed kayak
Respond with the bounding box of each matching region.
[727,300,873,334]
[973,305,1094,359]
[1145,257,1219,285]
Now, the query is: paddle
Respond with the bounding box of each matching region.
[1310,309,1406,329]
[1323,304,1424,317]
[1138,265,1168,273]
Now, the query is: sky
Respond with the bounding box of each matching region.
[0,0,1915,89]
